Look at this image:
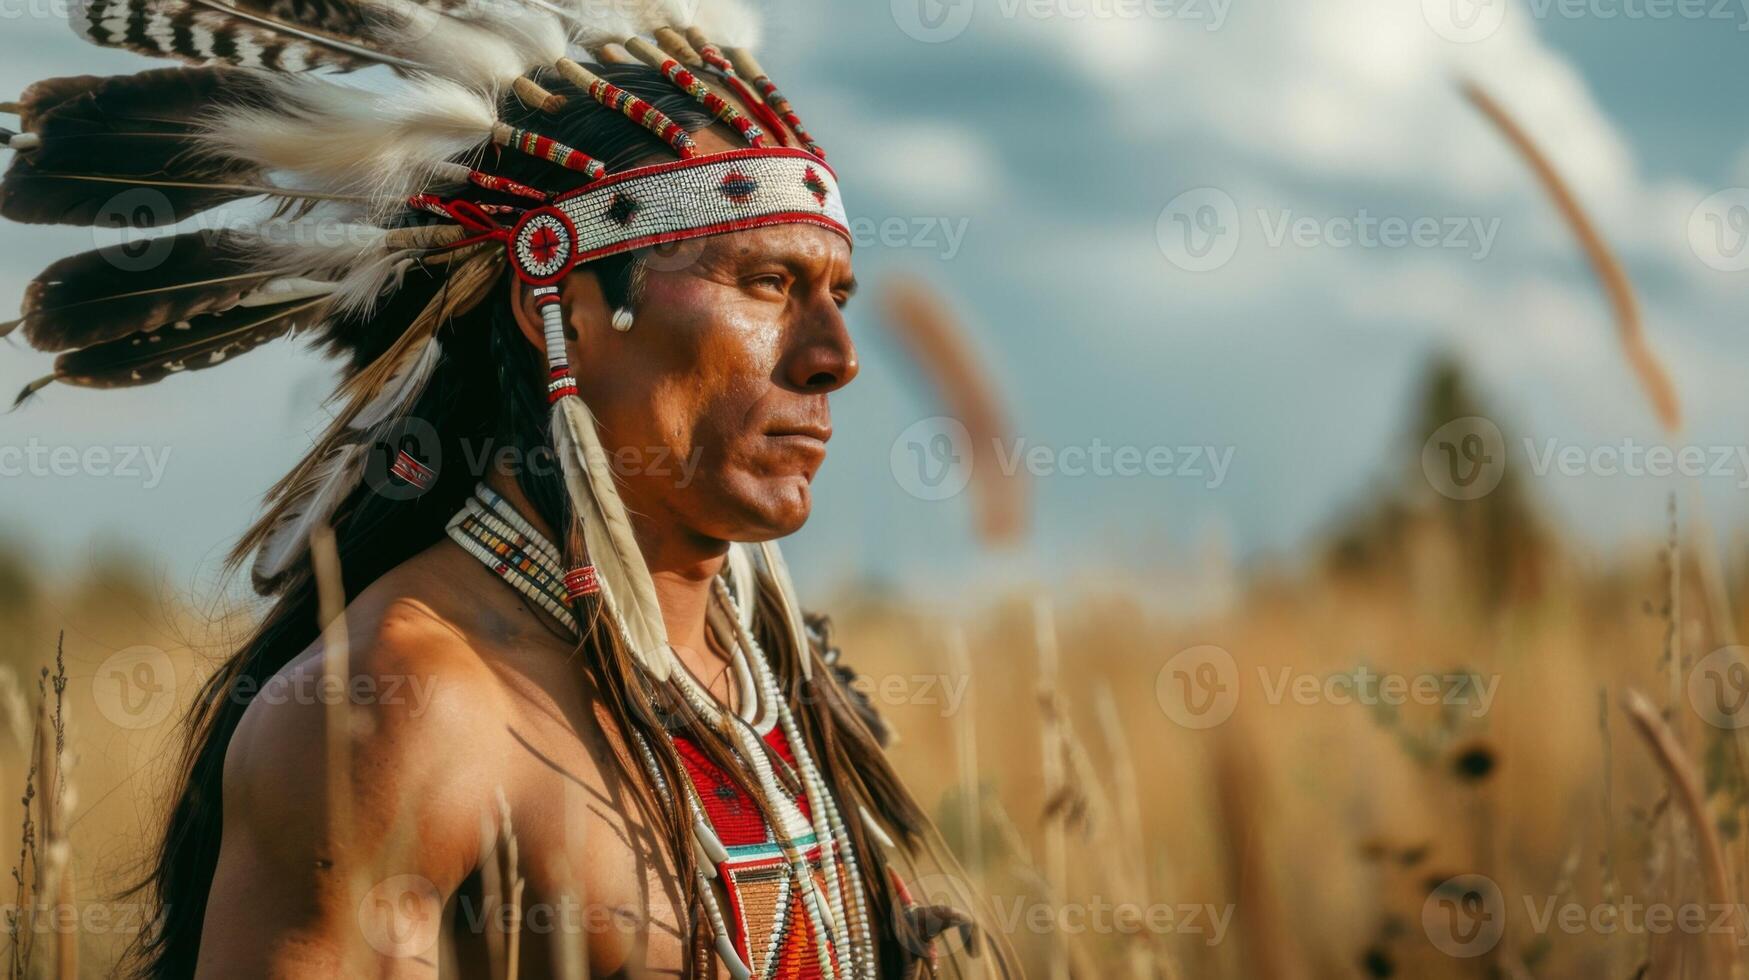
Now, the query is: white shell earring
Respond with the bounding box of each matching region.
[611,307,635,332]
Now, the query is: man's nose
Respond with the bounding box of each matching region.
[783,303,858,394]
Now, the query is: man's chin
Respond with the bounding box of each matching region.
[723,475,814,541]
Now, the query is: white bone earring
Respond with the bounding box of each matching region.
[611,307,635,332]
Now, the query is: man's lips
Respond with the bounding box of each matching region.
[765,422,833,444]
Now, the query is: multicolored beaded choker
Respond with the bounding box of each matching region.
[445,485,879,980]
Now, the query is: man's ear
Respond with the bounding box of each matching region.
[508,271,612,353]
[509,277,548,352]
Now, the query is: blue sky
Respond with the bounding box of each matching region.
[2,0,1748,607]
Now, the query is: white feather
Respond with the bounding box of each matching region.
[727,542,757,630]
[252,338,443,583]
[252,443,367,584]
[243,223,417,317]
[757,538,812,680]
[376,2,535,88]
[352,337,442,430]
[693,0,761,48]
[569,0,642,46]
[459,4,570,66]
[202,74,497,205]
[551,394,676,682]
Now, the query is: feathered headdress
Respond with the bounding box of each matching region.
[1,0,847,686]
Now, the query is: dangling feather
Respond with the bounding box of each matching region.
[0,68,281,226]
[246,336,438,584]
[18,231,275,352]
[551,392,676,681]
[15,296,328,405]
[727,541,757,630]
[757,538,814,680]
[238,249,498,587]
[68,0,416,71]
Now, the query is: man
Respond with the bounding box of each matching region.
[1,1,1011,976]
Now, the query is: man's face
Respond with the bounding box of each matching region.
[555,220,858,553]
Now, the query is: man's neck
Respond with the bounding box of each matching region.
[481,471,727,669]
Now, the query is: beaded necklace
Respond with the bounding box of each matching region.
[447,485,878,979]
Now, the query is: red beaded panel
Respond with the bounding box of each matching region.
[674,728,847,979]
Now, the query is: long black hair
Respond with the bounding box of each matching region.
[127,61,1004,980]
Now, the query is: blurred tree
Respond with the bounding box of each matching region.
[1325,355,1549,610]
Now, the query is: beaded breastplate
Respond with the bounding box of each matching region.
[675,726,850,979]
[446,485,876,979]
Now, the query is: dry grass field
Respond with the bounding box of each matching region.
[2,430,1746,980]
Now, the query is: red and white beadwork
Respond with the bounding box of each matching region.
[510,207,580,286]
[549,148,848,268]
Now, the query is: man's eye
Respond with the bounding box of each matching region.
[748,274,786,292]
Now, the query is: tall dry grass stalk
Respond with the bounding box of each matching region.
[1466,77,1749,910]
[308,524,377,977]
[1622,690,1744,980]
[1211,724,1305,980]
[947,626,983,874]
[5,639,73,980]
[495,788,525,980]
[1460,80,1679,432]
[1031,600,1070,980]
[877,275,1028,547]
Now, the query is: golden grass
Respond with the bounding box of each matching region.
[0,507,1744,978]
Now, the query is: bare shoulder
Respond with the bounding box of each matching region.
[220,543,518,888]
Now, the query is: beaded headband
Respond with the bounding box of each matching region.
[504,149,848,284]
